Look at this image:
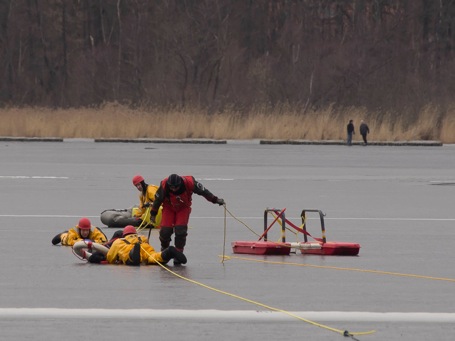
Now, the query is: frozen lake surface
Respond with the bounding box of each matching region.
[1,141,454,340]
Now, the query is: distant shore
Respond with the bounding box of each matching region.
[1,104,453,143]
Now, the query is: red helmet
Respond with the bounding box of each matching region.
[78,217,91,230]
[132,175,144,186]
[123,225,137,237]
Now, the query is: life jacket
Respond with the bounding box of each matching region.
[161,175,194,210]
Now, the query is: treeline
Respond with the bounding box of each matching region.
[0,0,454,117]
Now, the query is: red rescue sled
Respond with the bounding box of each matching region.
[232,241,292,255]
[231,208,360,256]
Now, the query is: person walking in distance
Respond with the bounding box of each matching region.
[359,120,370,145]
[149,174,225,264]
[346,120,355,146]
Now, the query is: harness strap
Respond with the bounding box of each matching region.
[122,236,142,245]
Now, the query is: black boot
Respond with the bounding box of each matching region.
[126,243,141,266]
[161,246,187,265]
[51,231,67,245]
[161,247,171,263]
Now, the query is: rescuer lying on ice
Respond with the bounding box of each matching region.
[51,217,107,246]
[87,225,187,266]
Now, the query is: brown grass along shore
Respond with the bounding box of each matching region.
[1,103,454,143]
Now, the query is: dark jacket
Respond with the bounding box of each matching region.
[151,176,218,215]
[359,123,369,135]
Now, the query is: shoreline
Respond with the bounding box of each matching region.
[0,136,444,146]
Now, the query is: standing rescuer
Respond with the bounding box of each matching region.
[150,174,225,264]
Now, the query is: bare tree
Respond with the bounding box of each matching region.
[0,0,453,116]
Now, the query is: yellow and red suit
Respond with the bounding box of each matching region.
[60,226,107,246]
[132,184,162,227]
[106,234,164,265]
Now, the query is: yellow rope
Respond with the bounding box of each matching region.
[224,206,261,238]
[158,265,375,337]
[136,206,151,232]
[137,230,374,338]
[226,207,304,244]
[223,209,454,282]
[222,204,227,264]
[223,255,455,282]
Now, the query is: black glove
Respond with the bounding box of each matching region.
[112,230,123,239]
[143,202,152,208]
[88,252,106,264]
[215,198,225,206]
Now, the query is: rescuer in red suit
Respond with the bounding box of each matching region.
[149,174,225,264]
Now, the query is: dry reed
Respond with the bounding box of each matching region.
[0,103,454,143]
